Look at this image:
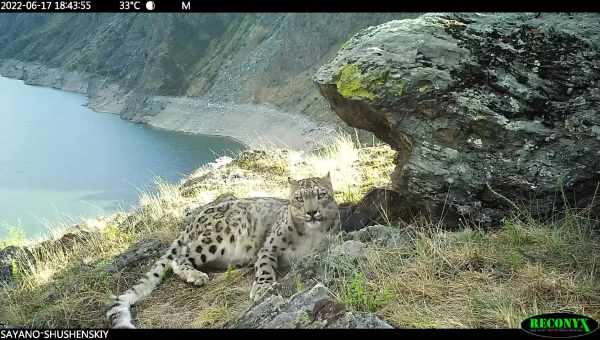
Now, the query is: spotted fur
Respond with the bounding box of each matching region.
[106,173,339,328]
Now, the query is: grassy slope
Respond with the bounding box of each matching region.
[1,135,598,328]
[333,215,600,327]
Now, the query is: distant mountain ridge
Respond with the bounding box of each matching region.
[0,13,421,123]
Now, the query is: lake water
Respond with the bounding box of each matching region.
[0,76,244,239]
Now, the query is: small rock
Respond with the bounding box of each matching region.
[312,298,346,322]
[0,246,33,286]
[55,230,92,250]
[0,323,18,329]
[231,294,287,328]
[333,240,365,259]
[231,283,392,328]
[329,312,394,329]
[0,246,20,285]
[346,224,407,247]
[106,239,166,273]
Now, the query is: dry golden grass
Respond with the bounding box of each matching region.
[2,132,598,329]
[135,267,253,328]
[180,131,394,205]
[325,213,600,328]
[0,133,395,328]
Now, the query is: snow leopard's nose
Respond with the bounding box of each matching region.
[306,210,319,219]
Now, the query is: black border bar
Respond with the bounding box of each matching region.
[0,328,540,340]
[0,0,599,12]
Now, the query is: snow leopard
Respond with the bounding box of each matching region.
[106,173,340,328]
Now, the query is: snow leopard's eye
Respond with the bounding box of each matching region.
[317,192,327,200]
[295,195,304,202]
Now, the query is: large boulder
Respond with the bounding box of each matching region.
[316,13,600,226]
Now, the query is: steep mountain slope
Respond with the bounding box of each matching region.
[0,13,421,123]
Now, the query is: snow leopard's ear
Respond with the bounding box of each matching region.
[321,172,333,189]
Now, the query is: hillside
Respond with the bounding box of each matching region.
[1,12,599,329]
[1,135,598,328]
[0,13,420,124]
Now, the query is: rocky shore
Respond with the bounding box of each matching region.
[0,58,336,150]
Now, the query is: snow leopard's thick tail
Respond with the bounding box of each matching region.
[106,237,180,328]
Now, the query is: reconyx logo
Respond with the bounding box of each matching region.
[521,313,599,338]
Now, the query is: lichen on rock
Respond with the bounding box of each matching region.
[336,64,377,100]
[316,12,600,226]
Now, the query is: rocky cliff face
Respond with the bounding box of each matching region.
[316,13,600,226]
[0,13,421,124]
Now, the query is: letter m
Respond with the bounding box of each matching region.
[181,1,191,10]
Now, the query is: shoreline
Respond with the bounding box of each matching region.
[0,58,336,243]
[0,58,336,151]
[0,74,249,150]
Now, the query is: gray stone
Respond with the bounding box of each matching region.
[0,246,34,286]
[0,323,18,329]
[316,13,600,227]
[231,283,393,329]
[36,229,93,252]
[106,239,167,273]
[333,240,366,259]
[0,246,20,285]
[232,294,288,328]
[345,225,409,247]
[330,312,394,329]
